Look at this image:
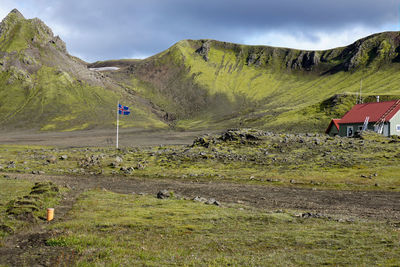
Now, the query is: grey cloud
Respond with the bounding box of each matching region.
[15,0,399,61]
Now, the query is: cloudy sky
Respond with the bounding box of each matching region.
[0,0,398,62]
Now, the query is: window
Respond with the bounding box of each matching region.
[396,125,400,132]
[357,126,363,131]
[347,126,354,137]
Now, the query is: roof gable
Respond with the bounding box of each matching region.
[339,100,400,124]
[325,119,341,133]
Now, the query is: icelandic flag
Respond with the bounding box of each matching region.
[118,104,130,115]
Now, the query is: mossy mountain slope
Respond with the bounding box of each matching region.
[2,9,400,133]
[0,9,167,131]
[94,32,400,132]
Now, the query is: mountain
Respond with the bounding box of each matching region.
[0,9,167,131]
[2,9,400,133]
[91,32,400,132]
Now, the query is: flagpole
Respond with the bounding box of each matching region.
[116,100,119,149]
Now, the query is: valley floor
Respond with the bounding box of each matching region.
[0,129,399,265]
[0,128,210,147]
[0,173,399,266]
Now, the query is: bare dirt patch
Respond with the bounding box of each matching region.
[0,129,211,147]
[7,173,400,221]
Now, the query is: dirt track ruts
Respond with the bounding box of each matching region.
[8,173,400,221]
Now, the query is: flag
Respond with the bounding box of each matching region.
[118,104,130,115]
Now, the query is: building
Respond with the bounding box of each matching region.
[326,100,400,137]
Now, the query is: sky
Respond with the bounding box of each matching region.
[0,0,399,62]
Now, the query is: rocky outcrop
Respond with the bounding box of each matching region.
[290,51,320,71]
[196,40,211,61]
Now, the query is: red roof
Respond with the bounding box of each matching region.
[339,100,400,124]
[325,119,341,133]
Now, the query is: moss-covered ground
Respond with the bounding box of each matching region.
[1,129,399,191]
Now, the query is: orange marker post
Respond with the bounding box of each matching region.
[47,208,54,221]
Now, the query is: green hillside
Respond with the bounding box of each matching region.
[95,32,400,132]
[0,9,167,131]
[2,9,400,133]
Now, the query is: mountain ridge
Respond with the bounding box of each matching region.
[0,9,168,131]
[1,9,400,132]
[94,32,400,131]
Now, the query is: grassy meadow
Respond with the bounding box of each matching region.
[46,189,400,266]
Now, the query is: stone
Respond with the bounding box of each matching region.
[115,156,123,163]
[136,163,145,170]
[109,162,117,168]
[7,161,16,169]
[192,196,207,203]
[301,212,323,218]
[157,190,172,199]
[60,155,68,160]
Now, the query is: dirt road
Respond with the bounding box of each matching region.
[0,128,211,147]
[8,173,400,221]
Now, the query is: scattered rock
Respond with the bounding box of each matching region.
[193,196,220,206]
[301,212,324,218]
[115,156,123,163]
[192,196,208,203]
[135,163,145,170]
[7,161,16,169]
[59,155,68,160]
[157,190,173,199]
[79,155,101,168]
[205,198,220,206]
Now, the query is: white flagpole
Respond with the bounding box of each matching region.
[116,101,119,149]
